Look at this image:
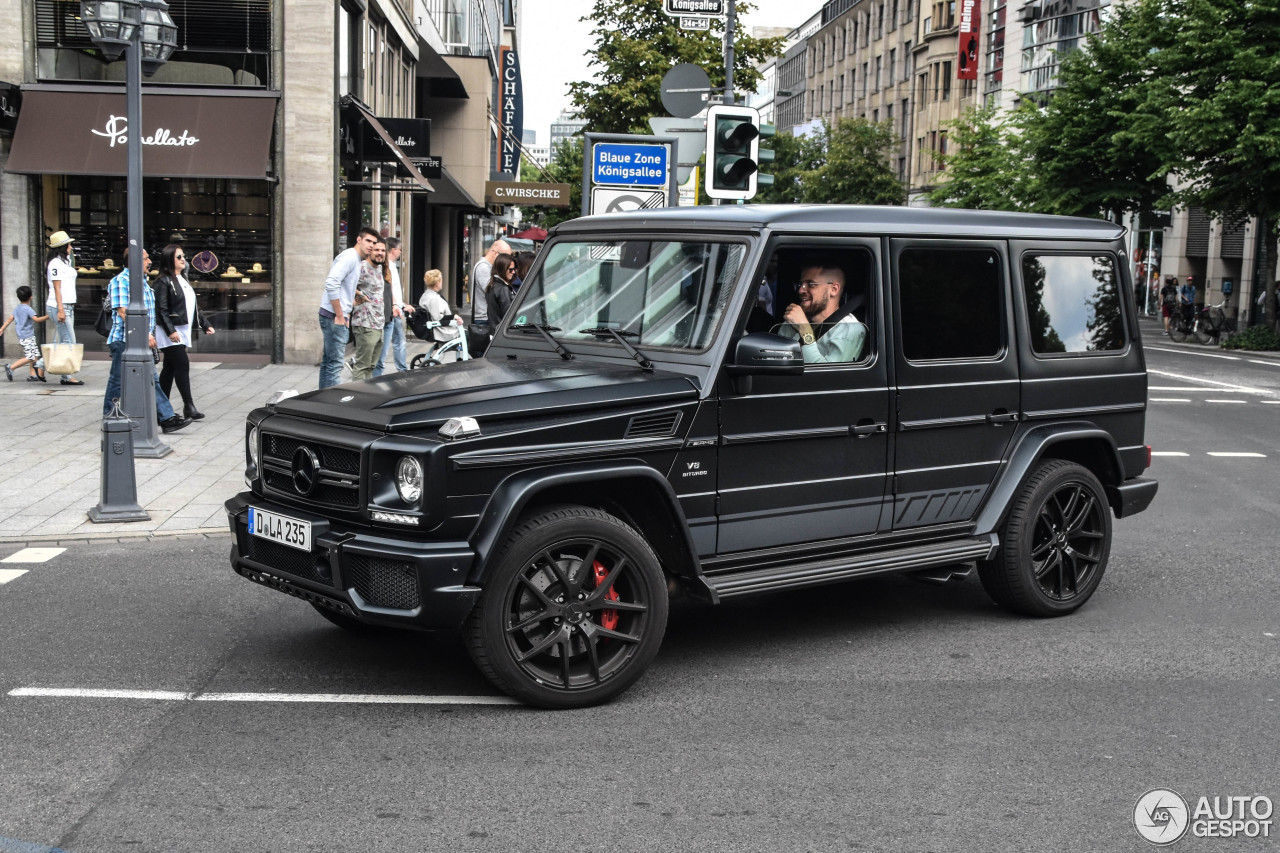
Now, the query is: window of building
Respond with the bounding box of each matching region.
[873,108,879,122]
[1022,255,1126,354]
[899,247,1003,360]
[877,3,885,38]
[891,0,900,29]
[35,0,272,86]
[942,61,952,99]
[862,62,869,98]
[849,69,857,102]
[875,56,882,90]
[889,49,897,82]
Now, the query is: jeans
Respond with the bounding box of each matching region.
[373,315,407,376]
[103,340,176,420]
[318,313,350,389]
[52,305,79,379]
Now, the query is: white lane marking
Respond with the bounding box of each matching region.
[1147,368,1269,395]
[1,548,66,563]
[1149,398,1191,402]
[1149,385,1209,391]
[1205,399,1249,404]
[1146,345,1241,361]
[1151,452,1190,457]
[1247,360,1280,368]
[1262,400,1280,405]
[0,569,30,585]
[1207,452,1267,458]
[7,687,519,706]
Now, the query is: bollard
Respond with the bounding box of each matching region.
[87,398,151,523]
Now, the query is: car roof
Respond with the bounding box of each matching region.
[552,204,1126,241]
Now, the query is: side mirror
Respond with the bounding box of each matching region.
[726,331,804,375]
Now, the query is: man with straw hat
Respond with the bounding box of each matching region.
[45,230,84,385]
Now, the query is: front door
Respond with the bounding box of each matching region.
[716,239,891,554]
[889,239,1020,530]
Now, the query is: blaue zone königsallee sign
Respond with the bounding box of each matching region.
[592,143,669,188]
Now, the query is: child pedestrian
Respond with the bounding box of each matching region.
[1,286,49,382]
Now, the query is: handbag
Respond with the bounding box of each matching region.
[94,294,114,337]
[41,342,84,375]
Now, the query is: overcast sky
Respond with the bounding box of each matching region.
[519,0,825,146]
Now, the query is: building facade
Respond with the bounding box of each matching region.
[0,0,518,365]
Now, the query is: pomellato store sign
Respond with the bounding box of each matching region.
[5,88,278,179]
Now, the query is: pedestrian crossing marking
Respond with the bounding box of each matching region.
[2,548,66,563]
[0,569,29,585]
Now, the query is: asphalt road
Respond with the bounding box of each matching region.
[1,338,1278,853]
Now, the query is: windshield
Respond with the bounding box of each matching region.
[505,239,747,352]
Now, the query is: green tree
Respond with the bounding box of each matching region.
[755,128,825,205]
[568,0,784,135]
[519,138,586,230]
[801,119,905,206]
[1146,0,1280,325]
[929,104,1035,210]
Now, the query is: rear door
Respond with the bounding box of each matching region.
[889,239,1020,530]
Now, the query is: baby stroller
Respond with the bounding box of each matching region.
[407,311,473,369]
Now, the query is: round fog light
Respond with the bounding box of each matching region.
[396,456,423,504]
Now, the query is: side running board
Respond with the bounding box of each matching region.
[705,535,998,599]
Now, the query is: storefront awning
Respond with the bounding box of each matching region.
[4,86,278,179]
[428,166,485,214]
[339,98,433,192]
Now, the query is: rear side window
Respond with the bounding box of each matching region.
[1022,254,1126,354]
[898,247,1003,360]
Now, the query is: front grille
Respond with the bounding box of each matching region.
[241,528,333,587]
[262,433,359,475]
[264,469,360,507]
[345,555,421,610]
[261,431,362,510]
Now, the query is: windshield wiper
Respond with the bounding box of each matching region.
[578,327,654,371]
[509,322,574,360]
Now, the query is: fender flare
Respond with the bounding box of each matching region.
[973,423,1123,536]
[466,461,711,598]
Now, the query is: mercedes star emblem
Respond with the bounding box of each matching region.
[291,446,320,496]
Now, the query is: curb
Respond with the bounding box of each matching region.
[0,526,227,548]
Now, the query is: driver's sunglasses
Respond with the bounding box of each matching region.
[796,280,834,290]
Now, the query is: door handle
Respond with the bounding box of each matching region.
[986,411,1019,425]
[852,421,887,437]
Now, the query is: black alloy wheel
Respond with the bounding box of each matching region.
[409,353,441,370]
[465,506,669,708]
[978,460,1111,617]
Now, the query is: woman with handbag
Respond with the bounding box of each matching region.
[154,243,214,420]
[45,230,84,385]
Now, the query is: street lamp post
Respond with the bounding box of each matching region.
[83,0,177,521]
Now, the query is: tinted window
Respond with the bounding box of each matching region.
[1022,255,1126,354]
[898,247,1002,360]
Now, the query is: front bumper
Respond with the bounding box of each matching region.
[225,492,480,631]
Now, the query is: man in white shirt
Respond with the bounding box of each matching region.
[470,238,511,328]
[318,226,379,388]
[374,237,414,376]
[778,261,867,364]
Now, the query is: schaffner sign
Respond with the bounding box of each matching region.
[499,47,524,175]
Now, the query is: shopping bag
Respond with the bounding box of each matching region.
[42,343,85,375]
[94,295,114,337]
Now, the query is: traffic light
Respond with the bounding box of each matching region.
[705,105,769,201]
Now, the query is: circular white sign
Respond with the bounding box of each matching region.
[1134,789,1190,845]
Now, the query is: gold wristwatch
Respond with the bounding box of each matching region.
[801,331,815,345]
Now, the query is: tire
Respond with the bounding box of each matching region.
[1193,324,1214,345]
[409,353,440,370]
[977,460,1111,617]
[310,601,377,633]
[465,506,669,708]
[1168,320,1189,343]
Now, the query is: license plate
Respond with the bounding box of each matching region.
[247,506,312,552]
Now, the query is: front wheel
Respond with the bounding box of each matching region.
[1168,320,1190,343]
[409,353,440,370]
[977,460,1111,617]
[465,506,669,708]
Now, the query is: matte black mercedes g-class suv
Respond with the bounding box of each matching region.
[227,206,1157,708]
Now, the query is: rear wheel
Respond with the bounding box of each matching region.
[977,460,1111,617]
[465,506,669,708]
[1168,318,1190,343]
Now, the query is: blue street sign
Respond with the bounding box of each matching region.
[592,143,669,188]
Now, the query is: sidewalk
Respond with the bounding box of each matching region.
[0,359,317,545]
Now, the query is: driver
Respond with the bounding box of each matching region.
[778,261,866,363]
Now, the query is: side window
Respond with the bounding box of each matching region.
[1022,254,1126,354]
[898,247,1002,360]
[747,247,875,366]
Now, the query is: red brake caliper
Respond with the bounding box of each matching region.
[591,560,619,631]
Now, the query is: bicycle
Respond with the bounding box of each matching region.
[1191,301,1233,345]
[1167,304,1195,343]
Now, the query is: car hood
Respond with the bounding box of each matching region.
[273,359,701,432]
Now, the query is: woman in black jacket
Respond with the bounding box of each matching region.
[484,253,517,327]
[154,243,214,419]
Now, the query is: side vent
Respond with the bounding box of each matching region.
[625,411,682,439]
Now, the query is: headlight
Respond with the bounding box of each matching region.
[248,426,260,468]
[396,456,423,504]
